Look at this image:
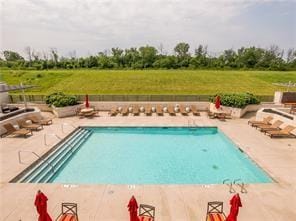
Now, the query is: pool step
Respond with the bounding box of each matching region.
[17,128,92,183]
[31,129,91,183]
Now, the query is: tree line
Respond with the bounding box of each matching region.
[1,43,295,70]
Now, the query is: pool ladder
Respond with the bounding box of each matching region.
[223,179,247,194]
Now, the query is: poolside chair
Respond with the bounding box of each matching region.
[145,105,152,116]
[167,106,176,116]
[206,201,226,221]
[56,203,78,221]
[138,204,155,221]
[17,119,43,131]
[27,115,53,125]
[256,120,283,132]
[2,123,32,138]
[179,105,189,116]
[190,105,200,116]
[121,106,129,116]
[156,105,163,116]
[109,107,118,116]
[132,105,140,116]
[248,116,273,127]
[207,110,215,119]
[265,125,296,138]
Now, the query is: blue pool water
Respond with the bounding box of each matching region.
[51,127,272,184]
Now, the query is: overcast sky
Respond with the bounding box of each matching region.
[0,0,295,57]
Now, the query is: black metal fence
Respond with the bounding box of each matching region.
[9,94,275,103]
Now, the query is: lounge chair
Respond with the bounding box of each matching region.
[28,115,53,125]
[109,107,118,116]
[145,105,152,116]
[167,106,176,116]
[138,204,155,221]
[206,201,226,221]
[256,120,283,132]
[156,105,163,116]
[2,123,32,138]
[180,105,189,116]
[248,116,273,127]
[265,125,296,138]
[17,119,43,131]
[132,105,140,116]
[56,203,78,221]
[190,105,200,116]
[121,107,129,116]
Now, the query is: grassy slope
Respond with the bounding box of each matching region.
[1,69,296,95]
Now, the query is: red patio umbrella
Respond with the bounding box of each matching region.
[226,193,242,221]
[34,190,52,221]
[85,94,90,108]
[215,95,221,109]
[127,195,139,221]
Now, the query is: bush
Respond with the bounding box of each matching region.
[209,93,260,108]
[45,92,78,107]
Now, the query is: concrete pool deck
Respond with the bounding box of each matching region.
[0,112,296,220]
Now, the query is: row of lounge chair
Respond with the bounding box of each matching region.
[248,116,295,138]
[1,116,52,138]
[109,105,201,116]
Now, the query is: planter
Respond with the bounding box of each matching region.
[52,104,83,118]
[210,103,260,118]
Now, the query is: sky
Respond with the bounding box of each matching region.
[0,0,295,57]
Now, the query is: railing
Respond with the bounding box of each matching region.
[234,179,248,194]
[18,150,55,174]
[44,133,62,146]
[61,123,76,133]
[222,179,236,193]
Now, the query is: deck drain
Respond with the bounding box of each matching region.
[108,190,114,194]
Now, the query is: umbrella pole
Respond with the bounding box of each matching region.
[21,82,27,111]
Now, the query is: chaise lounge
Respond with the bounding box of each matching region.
[167,106,176,116]
[145,105,152,116]
[256,120,283,132]
[179,105,189,116]
[248,116,273,127]
[2,123,32,138]
[17,119,43,131]
[109,107,118,116]
[190,105,200,116]
[28,115,53,125]
[156,105,163,116]
[265,125,296,138]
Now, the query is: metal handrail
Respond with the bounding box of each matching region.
[61,123,76,133]
[18,150,55,174]
[234,179,247,194]
[223,179,236,193]
[44,133,62,146]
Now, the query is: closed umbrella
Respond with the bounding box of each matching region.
[127,196,139,221]
[85,94,90,108]
[34,190,52,221]
[226,193,242,221]
[215,95,221,109]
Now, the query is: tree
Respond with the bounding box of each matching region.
[2,50,24,61]
[174,42,190,58]
[139,46,158,68]
[50,48,59,67]
[111,47,124,68]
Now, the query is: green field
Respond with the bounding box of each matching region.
[1,69,296,95]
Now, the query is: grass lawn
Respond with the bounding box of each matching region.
[0,69,296,95]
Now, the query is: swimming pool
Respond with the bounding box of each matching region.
[47,127,271,184]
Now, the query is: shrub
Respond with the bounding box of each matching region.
[209,93,260,108]
[45,92,78,107]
